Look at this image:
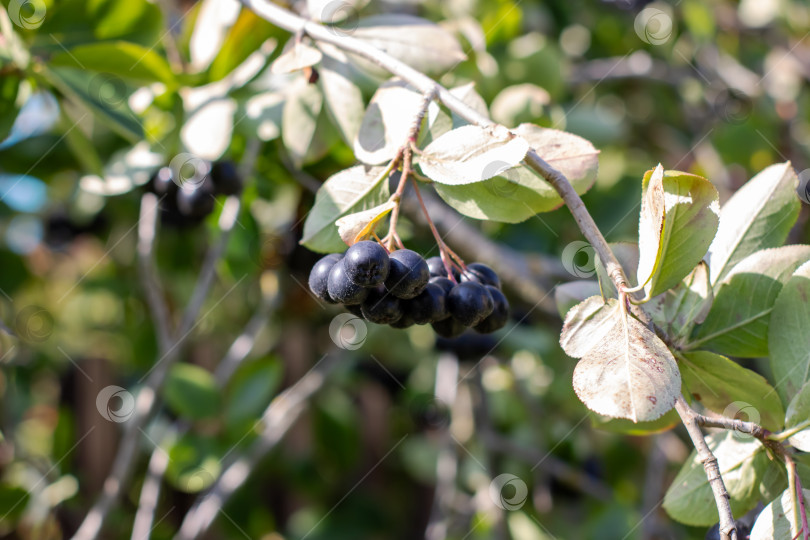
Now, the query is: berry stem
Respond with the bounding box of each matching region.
[411,178,463,282]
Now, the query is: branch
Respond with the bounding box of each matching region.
[425,353,460,540]
[236,0,631,294]
[130,285,280,540]
[175,355,342,539]
[73,144,256,540]
[674,396,738,540]
[136,193,172,354]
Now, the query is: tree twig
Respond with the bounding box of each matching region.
[674,396,738,540]
[129,285,280,540]
[136,193,172,355]
[236,0,631,294]
[425,353,461,540]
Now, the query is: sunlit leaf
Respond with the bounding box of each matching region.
[707,162,801,285]
[690,245,810,357]
[678,350,784,431]
[353,78,423,165]
[433,124,599,222]
[644,261,713,345]
[636,164,666,290]
[49,41,175,84]
[271,40,322,74]
[318,43,366,144]
[750,488,810,540]
[349,14,466,76]
[419,125,529,185]
[335,200,396,246]
[560,296,681,422]
[300,165,391,253]
[784,380,810,452]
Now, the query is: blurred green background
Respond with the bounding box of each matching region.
[0,0,809,538]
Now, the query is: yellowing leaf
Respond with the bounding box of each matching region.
[335,200,396,246]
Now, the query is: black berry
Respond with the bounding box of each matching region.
[327,259,368,305]
[177,178,215,218]
[210,160,242,195]
[405,282,448,324]
[390,312,415,329]
[344,241,390,287]
[447,282,494,327]
[385,249,429,299]
[461,262,501,289]
[361,285,402,324]
[431,317,466,338]
[345,303,364,318]
[426,256,445,277]
[150,166,177,196]
[429,276,455,295]
[309,253,343,303]
[474,286,509,333]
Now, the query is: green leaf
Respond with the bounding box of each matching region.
[769,260,810,406]
[707,162,801,285]
[225,358,283,426]
[663,431,767,526]
[165,364,220,420]
[640,169,720,297]
[784,380,810,451]
[166,434,221,493]
[750,488,810,540]
[418,125,529,185]
[678,350,784,431]
[300,165,391,253]
[353,78,423,165]
[208,8,281,82]
[48,41,175,84]
[644,261,712,346]
[42,66,143,142]
[433,123,599,223]
[318,43,365,145]
[560,296,681,422]
[554,280,601,318]
[689,245,810,357]
[349,14,466,77]
[589,408,679,435]
[281,76,337,166]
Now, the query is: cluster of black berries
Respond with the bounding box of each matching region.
[147,160,242,227]
[308,241,509,337]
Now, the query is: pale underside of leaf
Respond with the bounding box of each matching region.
[418,125,529,185]
[353,78,423,165]
[561,296,681,422]
[335,200,396,246]
[785,379,810,451]
[348,14,466,77]
[750,488,810,540]
[271,40,322,74]
[432,123,599,222]
[636,164,666,291]
[317,43,365,144]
